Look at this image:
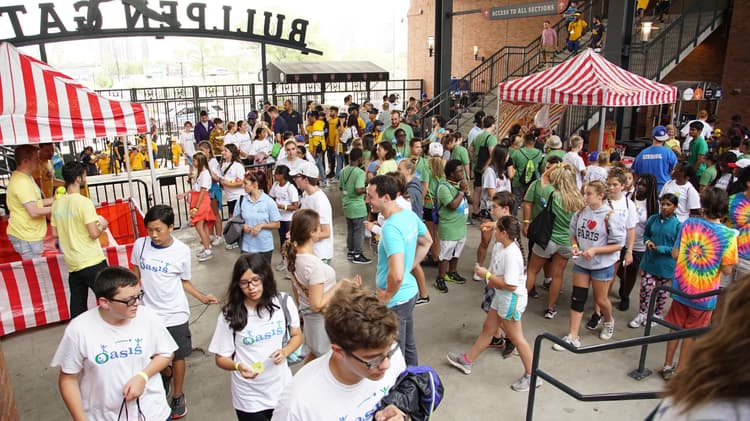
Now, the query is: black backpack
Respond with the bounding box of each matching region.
[474,132,492,171]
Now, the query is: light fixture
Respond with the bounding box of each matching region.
[427,36,435,57]
[641,22,652,41]
[473,45,485,62]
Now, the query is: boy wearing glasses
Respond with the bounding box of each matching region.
[51,266,177,421]
[272,285,408,421]
[131,205,218,418]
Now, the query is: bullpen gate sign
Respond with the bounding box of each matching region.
[0,1,321,55]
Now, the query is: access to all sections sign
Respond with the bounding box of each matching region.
[483,1,558,20]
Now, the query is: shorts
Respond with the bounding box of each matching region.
[664,300,712,329]
[573,264,615,282]
[439,238,466,261]
[422,206,434,223]
[732,257,750,284]
[532,241,573,260]
[490,290,527,321]
[8,235,43,260]
[301,311,330,357]
[167,322,192,360]
[566,39,581,51]
[473,171,483,188]
[542,45,556,53]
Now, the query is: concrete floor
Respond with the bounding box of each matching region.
[3,185,669,420]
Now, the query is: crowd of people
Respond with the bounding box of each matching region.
[4,92,750,419]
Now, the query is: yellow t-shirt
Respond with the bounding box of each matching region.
[327,117,339,147]
[568,20,587,41]
[97,155,111,174]
[6,171,47,241]
[130,152,145,171]
[171,143,182,163]
[377,159,398,176]
[308,120,326,154]
[357,117,366,131]
[51,193,104,272]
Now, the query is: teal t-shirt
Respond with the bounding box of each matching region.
[340,165,367,219]
[376,209,426,307]
[437,181,468,240]
[688,136,708,177]
[415,156,430,184]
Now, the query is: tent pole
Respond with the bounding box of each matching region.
[146,134,162,205]
[124,136,135,201]
[597,108,606,151]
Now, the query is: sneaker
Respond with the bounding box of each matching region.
[629,313,647,328]
[541,277,552,290]
[543,306,558,319]
[434,277,448,293]
[446,352,472,375]
[446,272,466,285]
[415,296,431,306]
[170,394,187,419]
[351,253,372,264]
[552,334,581,351]
[347,251,354,261]
[472,272,483,282]
[329,178,338,184]
[211,236,224,246]
[618,297,630,312]
[501,338,516,359]
[275,260,286,272]
[488,336,506,349]
[586,312,602,331]
[600,320,615,340]
[659,364,676,381]
[511,373,542,392]
[529,287,540,299]
[225,242,239,250]
[197,249,214,262]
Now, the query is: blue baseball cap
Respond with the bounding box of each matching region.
[652,125,669,141]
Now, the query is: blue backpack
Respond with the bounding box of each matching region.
[380,365,444,421]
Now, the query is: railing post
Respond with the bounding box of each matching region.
[526,335,544,421]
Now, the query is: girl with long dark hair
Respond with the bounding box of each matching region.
[475,146,514,277]
[269,165,299,272]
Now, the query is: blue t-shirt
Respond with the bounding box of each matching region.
[632,145,677,192]
[376,209,427,307]
[234,193,281,253]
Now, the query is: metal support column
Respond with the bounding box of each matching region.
[434,0,453,119]
[602,0,635,141]
[261,43,269,101]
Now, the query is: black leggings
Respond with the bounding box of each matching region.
[236,408,273,421]
[617,250,644,300]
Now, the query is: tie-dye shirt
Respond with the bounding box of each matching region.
[673,218,739,310]
[728,193,750,261]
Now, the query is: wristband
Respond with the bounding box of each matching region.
[284,204,288,211]
[191,207,198,212]
[234,362,241,371]
[485,271,492,281]
[136,371,148,382]
[523,219,530,224]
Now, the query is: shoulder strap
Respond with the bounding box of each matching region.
[544,191,555,209]
[279,293,291,331]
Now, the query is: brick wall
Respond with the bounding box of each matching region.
[661,27,726,85]
[0,344,19,421]
[407,0,560,96]
[717,1,750,125]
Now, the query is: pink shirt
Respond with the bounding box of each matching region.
[542,28,557,46]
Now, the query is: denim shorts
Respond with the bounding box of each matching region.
[572,264,615,282]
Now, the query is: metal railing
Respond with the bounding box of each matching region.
[525,287,720,420]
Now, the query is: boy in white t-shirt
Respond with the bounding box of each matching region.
[272,286,408,421]
[660,162,702,222]
[563,135,587,191]
[131,205,219,418]
[584,151,609,184]
[51,266,177,421]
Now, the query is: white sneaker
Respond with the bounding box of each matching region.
[600,320,615,340]
[552,335,580,351]
[197,249,214,262]
[629,313,647,328]
[211,236,224,246]
[225,242,239,250]
[472,272,483,282]
[275,260,286,272]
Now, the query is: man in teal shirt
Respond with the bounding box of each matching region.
[687,121,708,178]
[340,148,371,264]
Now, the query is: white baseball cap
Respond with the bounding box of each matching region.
[296,161,320,179]
[429,142,444,157]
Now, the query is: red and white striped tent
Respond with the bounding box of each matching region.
[0,42,148,144]
[498,49,677,149]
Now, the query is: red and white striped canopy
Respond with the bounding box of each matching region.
[0,42,148,145]
[498,49,677,107]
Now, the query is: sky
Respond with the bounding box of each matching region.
[0,0,411,87]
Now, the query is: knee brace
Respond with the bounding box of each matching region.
[571,286,589,313]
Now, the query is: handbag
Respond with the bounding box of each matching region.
[222,196,244,244]
[279,292,304,365]
[527,191,555,249]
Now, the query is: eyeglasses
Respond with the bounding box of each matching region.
[109,290,144,307]
[238,277,263,288]
[346,341,400,370]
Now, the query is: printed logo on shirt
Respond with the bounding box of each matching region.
[339,385,391,421]
[240,320,284,346]
[139,257,170,274]
[94,338,144,364]
[577,218,600,241]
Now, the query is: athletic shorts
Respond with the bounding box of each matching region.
[439,238,466,261]
[532,241,573,260]
[473,171,483,188]
[490,290,527,321]
[422,206,434,223]
[664,300,712,330]
[572,264,615,282]
[167,322,192,360]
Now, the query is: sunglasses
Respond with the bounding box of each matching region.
[346,341,400,370]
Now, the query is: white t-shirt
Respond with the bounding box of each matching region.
[208,294,299,413]
[292,253,336,311]
[131,237,192,327]
[480,166,510,210]
[275,157,305,176]
[490,241,527,297]
[271,348,406,421]
[50,306,177,421]
[660,180,701,222]
[237,132,253,156]
[269,182,299,221]
[221,161,246,202]
[223,131,238,146]
[714,173,734,191]
[208,157,221,180]
[179,132,196,156]
[300,189,334,259]
[194,169,211,192]
[609,195,638,229]
[633,199,649,252]
[276,149,314,163]
[563,151,586,190]
[650,397,750,421]
[584,165,608,183]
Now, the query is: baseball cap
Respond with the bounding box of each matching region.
[247,111,258,120]
[373,120,384,127]
[588,151,599,162]
[429,142,444,157]
[545,135,562,150]
[296,161,320,179]
[728,158,750,169]
[652,125,669,141]
[368,108,378,115]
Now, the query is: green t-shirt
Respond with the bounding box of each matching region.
[340,165,367,219]
[451,145,470,181]
[541,149,566,168]
[699,165,717,187]
[382,123,414,144]
[415,156,430,184]
[512,147,543,187]
[437,181,468,240]
[549,192,576,246]
[688,136,708,177]
[424,169,439,209]
[470,132,498,169]
[524,180,555,219]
